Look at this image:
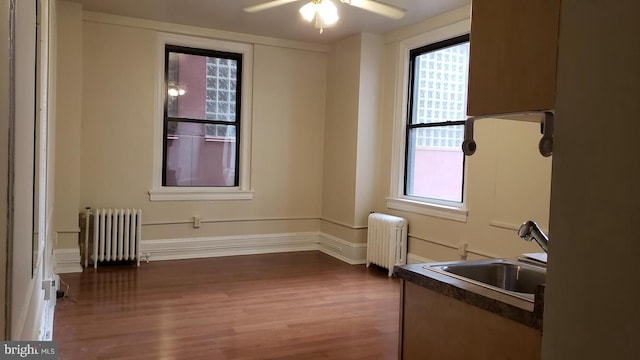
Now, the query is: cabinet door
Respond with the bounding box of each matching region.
[401,282,542,360]
[467,0,561,116]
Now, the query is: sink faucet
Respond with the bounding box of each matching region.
[517,220,549,253]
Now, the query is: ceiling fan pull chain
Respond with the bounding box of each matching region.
[315,11,324,33]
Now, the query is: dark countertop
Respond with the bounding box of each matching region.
[394,263,544,331]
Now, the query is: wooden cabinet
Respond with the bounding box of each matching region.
[467,0,561,116]
[399,281,542,360]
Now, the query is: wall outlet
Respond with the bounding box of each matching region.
[193,216,201,228]
[457,242,468,258]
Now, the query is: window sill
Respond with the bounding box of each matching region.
[386,197,468,222]
[149,188,254,201]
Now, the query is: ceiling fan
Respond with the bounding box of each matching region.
[244,0,406,33]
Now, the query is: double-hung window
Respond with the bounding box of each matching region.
[405,35,470,204]
[388,29,470,220]
[150,34,253,201]
[163,45,242,187]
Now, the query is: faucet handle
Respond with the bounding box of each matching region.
[518,221,534,240]
[517,220,549,253]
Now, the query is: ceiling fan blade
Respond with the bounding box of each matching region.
[341,0,406,19]
[244,0,301,13]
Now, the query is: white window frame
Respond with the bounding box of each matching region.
[149,33,254,201]
[387,19,470,222]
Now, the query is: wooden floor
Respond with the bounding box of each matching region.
[54,251,401,360]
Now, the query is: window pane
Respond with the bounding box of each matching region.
[165,121,236,187]
[167,52,238,122]
[411,42,469,125]
[406,125,464,202]
[205,123,236,139]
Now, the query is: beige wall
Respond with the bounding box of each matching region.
[80,21,157,211]
[320,33,385,245]
[543,0,640,358]
[51,11,327,248]
[321,35,360,227]
[54,0,82,249]
[354,33,384,229]
[376,8,552,262]
[250,44,326,219]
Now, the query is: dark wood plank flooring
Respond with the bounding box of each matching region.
[54,251,401,360]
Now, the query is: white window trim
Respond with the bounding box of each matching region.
[388,19,470,221]
[386,197,468,222]
[149,32,254,201]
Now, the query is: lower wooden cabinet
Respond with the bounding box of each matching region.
[399,281,542,360]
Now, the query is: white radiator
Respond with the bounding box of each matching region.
[85,208,142,268]
[366,213,408,276]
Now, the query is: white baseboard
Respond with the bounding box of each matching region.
[142,232,368,265]
[53,248,83,274]
[318,233,367,265]
[54,232,370,269]
[407,252,436,264]
[141,232,321,262]
[39,294,56,341]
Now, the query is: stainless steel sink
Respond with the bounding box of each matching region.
[424,259,546,301]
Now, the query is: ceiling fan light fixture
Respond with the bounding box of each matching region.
[318,0,339,25]
[299,0,339,32]
[299,2,317,22]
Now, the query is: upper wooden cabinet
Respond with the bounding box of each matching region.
[467,0,561,116]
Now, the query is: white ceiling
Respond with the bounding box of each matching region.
[77,0,470,44]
